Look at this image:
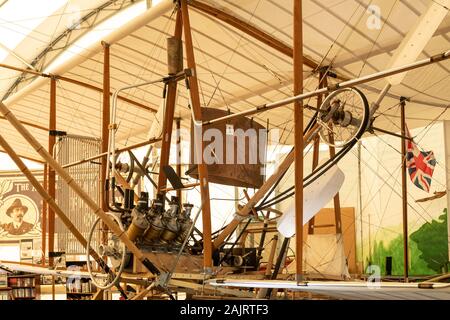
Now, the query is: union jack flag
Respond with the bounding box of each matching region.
[405,126,436,192]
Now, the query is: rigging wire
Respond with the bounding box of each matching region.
[356,0,398,78]
[54,77,98,138]
[120,9,175,147]
[204,0,263,108]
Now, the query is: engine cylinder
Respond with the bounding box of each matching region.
[144,215,164,242]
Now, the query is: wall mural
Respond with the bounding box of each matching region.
[368,209,449,276]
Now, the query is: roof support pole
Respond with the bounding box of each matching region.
[48,77,56,269]
[293,0,304,283]
[0,100,161,277]
[400,98,409,282]
[101,42,110,212]
[41,164,47,267]
[156,10,182,195]
[49,77,57,300]
[180,0,213,272]
[101,42,111,255]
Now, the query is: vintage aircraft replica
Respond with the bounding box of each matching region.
[1,0,450,300]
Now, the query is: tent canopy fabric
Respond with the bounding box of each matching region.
[0,0,449,161]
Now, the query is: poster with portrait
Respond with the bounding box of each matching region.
[0,172,43,240]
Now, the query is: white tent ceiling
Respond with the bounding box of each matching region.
[0,0,449,162]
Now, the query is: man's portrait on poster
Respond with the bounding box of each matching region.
[0,197,37,236]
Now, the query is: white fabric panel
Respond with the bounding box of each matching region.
[277,165,345,238]
[286,233,350,279]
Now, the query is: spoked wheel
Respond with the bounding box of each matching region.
[114,150,134,183]
[86,212,126,290]
[317,87,369,148]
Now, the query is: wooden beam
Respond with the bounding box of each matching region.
[48,77,56,268]
[0,150,45,163]
[157,10,182,195]
[160,182,200,193]
[101,42,110,211]
[115,172,139,203]
[328,128,343,235]
[61,137,161,169]
[308,135,320,235]
[0,62,157,114]
[59,75,157,113]
[189,0,317,69]
[180,0,213,271]
[293,0,304,282]
[42,164,47,266]
[0,116,47,132]
[256,234,278,298]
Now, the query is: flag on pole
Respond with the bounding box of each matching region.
[405,126,436,192]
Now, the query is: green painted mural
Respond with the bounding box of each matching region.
[368,209,449,276]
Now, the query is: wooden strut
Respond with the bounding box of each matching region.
[256,234,279,299]
[48,77,56,268]
[156,10,183,195]
[293,0,304,283]
[0,63,157,114]
[0,115,47,132]
[42,165,47,266]
[328,124,343,234]
[188,0,319,71]
[0,100,160,276]
[180,0,213,271]
[61,137,161,169]
[102,41,110,212]
[0,150,45,164]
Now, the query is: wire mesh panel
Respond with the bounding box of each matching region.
[55,135,101,254]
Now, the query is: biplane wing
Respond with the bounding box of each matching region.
[207,279,450,300]
[0,261,152,286]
